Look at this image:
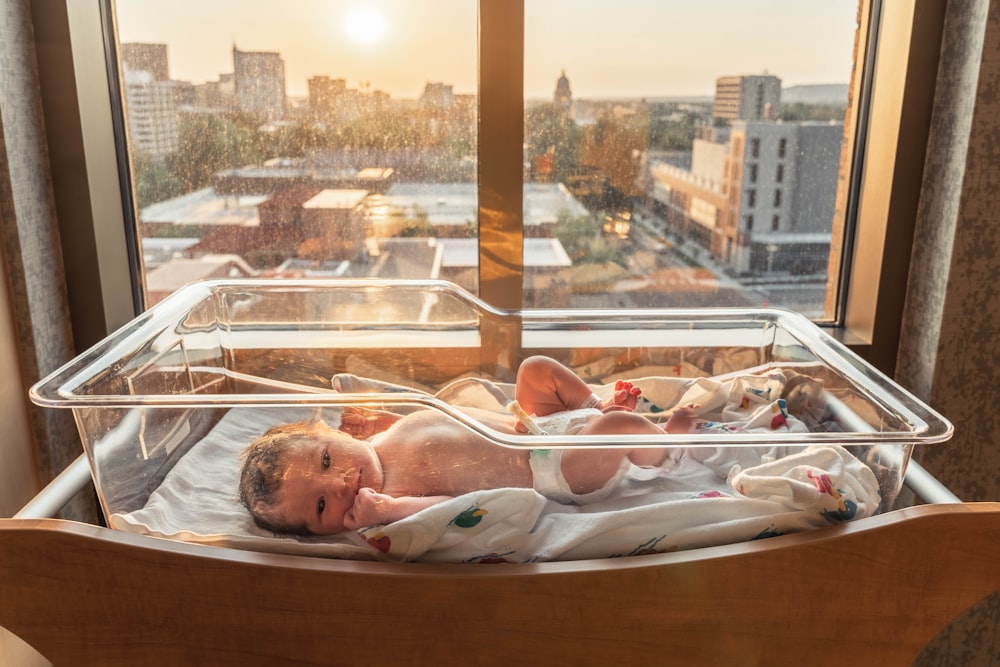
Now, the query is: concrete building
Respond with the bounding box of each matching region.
[213,158,395,197]
[194,73,236,111]
[120,43,179,159]
[144,254,256,306]
[721,121,842,274]
[650,120,842,276]
[308,76,347,121]
[122,69,180,158]
[299,189,370,259]
[713,75,782,121]
[137,181,589,279]
[420,82,455,110]
[233,46,286,120]
[366,182,589,239]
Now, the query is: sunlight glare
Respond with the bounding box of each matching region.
[344,6,388,45]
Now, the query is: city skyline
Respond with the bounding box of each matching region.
[114,0,860,100]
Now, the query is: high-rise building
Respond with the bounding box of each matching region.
[233,46,286,120]
[122,70,180,159]
[120,43,178,159]
[713,75,782,121]
[718,121,841,273]
[195,73,236,110]
[420,82,455,110]
[649,119,841,276]
[120,42,170,81]
[308,76,347,120]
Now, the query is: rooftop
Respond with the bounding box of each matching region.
[302,189,369,210]
[141,188,266,226]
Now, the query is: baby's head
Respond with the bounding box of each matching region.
[239,420,329,534]
[239,418,383,536]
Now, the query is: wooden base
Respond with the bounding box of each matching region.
[2,503,998,666]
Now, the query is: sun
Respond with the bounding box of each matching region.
[344,6,388,45]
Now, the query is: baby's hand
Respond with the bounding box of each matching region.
[344,487,394,529]
[338,406,401,439]
[664,403,700,434]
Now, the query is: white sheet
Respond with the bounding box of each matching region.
[111,372,882,563]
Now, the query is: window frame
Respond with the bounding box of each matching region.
[34,0,943,375]
[826,0,945,373]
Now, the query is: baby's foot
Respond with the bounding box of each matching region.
[338,406,402,439]
[602,380,641,412]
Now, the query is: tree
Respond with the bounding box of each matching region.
[525,103,579,182]
[166,113,264,191]
[649,112,697,151]
[398,206,435,237]
[339,109,422,150]
[779,102,846,122]
[131,150,184,209]
[554,211,594,257]
[577,110,649,199]
[259,122,330,159]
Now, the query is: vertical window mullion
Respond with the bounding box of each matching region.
[478,0,524,310]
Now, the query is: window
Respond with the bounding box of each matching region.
[772,214,780,231]
[747,189,757,207]
[773,189,782,207]
[48,0,945,347]
[114,1,478,306]
[776,163,785,182]
[109,0,864,318]
[778,137,788,158]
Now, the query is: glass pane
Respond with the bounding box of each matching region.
[113,0,478,307]
[524,1,862,317]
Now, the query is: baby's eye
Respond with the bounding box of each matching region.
[321,450,330,470]
[318,497,326,516]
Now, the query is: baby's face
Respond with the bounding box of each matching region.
[270,433,383,535]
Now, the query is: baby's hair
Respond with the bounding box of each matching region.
[238,419,336,535]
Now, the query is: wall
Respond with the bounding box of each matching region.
[0,3,90,662]
[0,0,86,502]
[898,1,1000,664]
[0,243,37,515]
[0,0,48,515]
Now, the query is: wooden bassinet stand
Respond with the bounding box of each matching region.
[1,456,998,666]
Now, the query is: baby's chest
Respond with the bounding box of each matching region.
[383,436,530,495]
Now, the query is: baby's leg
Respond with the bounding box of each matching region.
[560,411,668,493]
[515,355,599,417]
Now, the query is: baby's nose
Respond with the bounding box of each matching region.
[327,476,347,498]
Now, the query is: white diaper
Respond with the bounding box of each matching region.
[531,407,602,435]
[528,448,631,505]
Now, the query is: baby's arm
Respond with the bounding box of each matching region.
[343,487,453,530]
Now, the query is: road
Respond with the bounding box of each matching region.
[628,209,831,317]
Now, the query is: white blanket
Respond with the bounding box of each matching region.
[111,371,882,563]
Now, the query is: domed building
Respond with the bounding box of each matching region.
[554,70,572,113]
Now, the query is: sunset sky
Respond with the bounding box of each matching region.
[113,1,860,100]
